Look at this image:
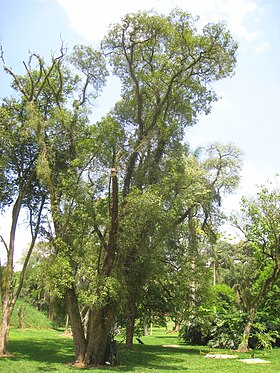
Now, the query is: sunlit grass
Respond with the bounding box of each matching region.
[0,300,53,329]
[0,327,280,372]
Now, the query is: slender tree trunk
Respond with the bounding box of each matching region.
[173,322,180,332]
[0,196,21,356]
[0,190,43,356]
[125,301,137,349]
[48,296,55,321]
[143,322,148,336]
[65,314,70,332]
[0,299,13,355]
[18,305,25,331]
[238,306,256,352]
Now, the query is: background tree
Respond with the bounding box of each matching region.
[0,91,47,355]
[230,187,280,351]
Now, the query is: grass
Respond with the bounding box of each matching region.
[0,327,280,372]
[0,300,53,329]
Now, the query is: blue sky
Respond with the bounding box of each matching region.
[0,0,280,257]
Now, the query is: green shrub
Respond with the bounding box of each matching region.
[181,284,244,348]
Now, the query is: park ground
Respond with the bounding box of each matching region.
[0,327,280,372]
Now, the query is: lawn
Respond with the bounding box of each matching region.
[1,327,280,372]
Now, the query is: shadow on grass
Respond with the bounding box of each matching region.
[116,341,206,371]
[6,331,204,371]
[8,333,74,364]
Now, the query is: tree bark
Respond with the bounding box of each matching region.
[84,306,115,366]
[0,300,13,355]
[18,305,25,331]
[48,298,55,322]
[65,287,86,364]
[125,301,137,349]
[238,306,256,352]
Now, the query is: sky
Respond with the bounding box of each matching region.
[0,0,280,260]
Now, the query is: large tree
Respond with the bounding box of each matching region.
[75,9,238,365]
[1,9,238,366]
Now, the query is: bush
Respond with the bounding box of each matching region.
[180,284,244,349]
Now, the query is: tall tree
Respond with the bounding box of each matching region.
[0,9,238,366]
[76,10,238,365]
[0,92,47,355]
[72,9,238,365]
[0,45,107,358]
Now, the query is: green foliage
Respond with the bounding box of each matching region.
[44,254,75,298]
[181,284,245,349]
[103,9,237,132]
[252,323,279,354]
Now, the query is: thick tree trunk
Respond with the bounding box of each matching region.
[65,287,86,364]
[125,301,137,349]
[64,169,119,367]
[238,306,256,352]
[84,306,115,366]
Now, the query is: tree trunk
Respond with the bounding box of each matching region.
[48,296,55,321]
[143,316,149,336]
[238,306,256,352]
[84,306,115,366]
[173,322,180,332]
[65,287,86,364]
[125,301,137,349]
[18,304,25,331]
[64,169,119,367]
[0,299,13,355]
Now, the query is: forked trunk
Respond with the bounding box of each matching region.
[238,306,256,352]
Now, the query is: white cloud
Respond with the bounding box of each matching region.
[255,41,270,54]
[56,0,261,43]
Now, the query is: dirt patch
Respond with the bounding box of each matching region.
[0,354,14,358]
[239,358,271,364]
[204,353,238,359]
[59,331,73,338]
[162,344,182,348]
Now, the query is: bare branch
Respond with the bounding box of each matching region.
[0,235,9,255]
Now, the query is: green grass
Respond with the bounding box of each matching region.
[0,300,53,329]
[1,327,280,372]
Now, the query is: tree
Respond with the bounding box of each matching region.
[70,9,237,365]
[0,44,108,358]
[231,187,280,351]
[1,9,238,366]
[0,95,47,356]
